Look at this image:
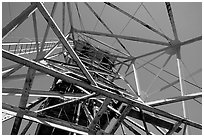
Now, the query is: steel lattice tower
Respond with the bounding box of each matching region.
[2,2,202,135]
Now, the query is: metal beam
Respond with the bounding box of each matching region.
[2,64,23,79]
[132,62,141,97]
[32,10,39,54]
[2,97,46,122]
[3,103,91,135]
[109,105,132,134]
[2,3,38,39]
[122,121,141,135]
[104,2,173,42]
[2,88,86,99]
[82,104,93,124]
[67,3,75,40]
[165,2,179,40]
[36,93,97,113]
[127,107,182,133]
[125,117,154,135]
[62,2,65,54]
[85,2,131,55]
[88,98,112,130]
[11,68,37,134]
[80,33,129,56]
[140,109,150,135]
[74,28,170,46]
[36,2,97,86]
[146,92,202,107]
[176,51,188,134]
[40,3,57,53]
[2,49,202,130]
[179,35,202,46]
[166,121,183,135]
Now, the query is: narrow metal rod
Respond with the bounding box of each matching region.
[179,36,202,46]
[2,97,46,122]
[109,105,132,134]
[152,124,165,135]
[125,117,154,135]
[32,11,39,55]
[62,2,65,35]
[80,33,129,56]
[20,121,33,135]
[183,123,187,135]
[132,61,141,97]
[11,68,36,135]
[2,88,86,99]
[144,59,202,90]
[146,92,202,107]
[2,64,23,79]
[2,49,202,129]
[67,2,75,40]
[122,121,140,135]
[3,103,90,135]
[120,124,126,135]
[140,109,150,135]
[74,28,170,46]
[166,121,182,135]
[165,2,179,40]
[40,2,57,53]
[104,2,173,42]
[145,55,172,94]
[62,2,65,53]
[136,52,165,70]
[2,63,21,71]
[36,93,97,113]
[88,98,112,129]
[37,2,97,85]
[84,2,131,55]
[2,3,38,39]
[82,104,93,123]
[176,51,188,134]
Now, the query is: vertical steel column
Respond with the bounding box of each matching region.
[32,11,39,55]
[132,61,141,97]
[176,51,188,134]
[67,2,75,40]
[62,2,65,53]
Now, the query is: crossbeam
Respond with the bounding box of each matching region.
[74,28,170,46]
[2,49,201,130]
[3,103,91,135]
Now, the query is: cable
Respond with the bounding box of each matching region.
[111,3,143,46]
[93,4,106,31]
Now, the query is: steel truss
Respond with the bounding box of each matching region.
[2,2,202,135]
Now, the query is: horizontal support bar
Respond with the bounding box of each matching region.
[2,88,86,99]
[3,103,91,135]
[74,28,170,46]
